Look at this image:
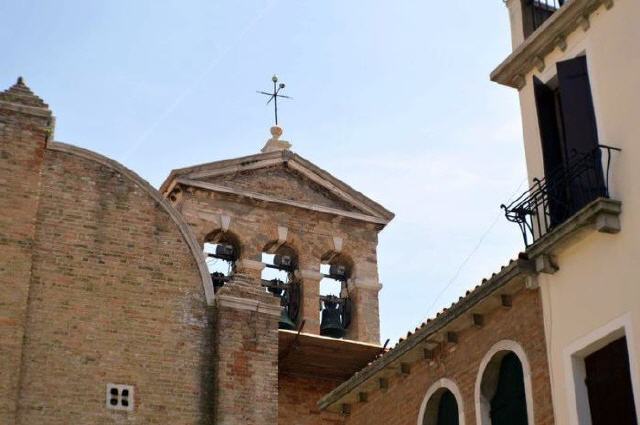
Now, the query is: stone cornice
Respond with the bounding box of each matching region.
[526,197,621,260]
[0,100,52,118]
[215,294,282,316]
[347,278,383,291]
[491,0,613,89]
[176,177,389,225]
[160,149,395,224]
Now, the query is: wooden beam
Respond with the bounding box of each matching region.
[472,314,484,328]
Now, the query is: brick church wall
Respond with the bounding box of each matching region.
[279,374,345,425]
[12,145,212,424]
[211,275,280,425]
[174,188,383,344]
[341,288,554,425]
[0,93,51,423]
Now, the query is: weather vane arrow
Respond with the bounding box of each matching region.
[257,75,292,126]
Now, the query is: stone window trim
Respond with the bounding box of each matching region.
[417,377,466,425]
[562,312,640,425]
[474,339,535,425]
[106,383,134,412]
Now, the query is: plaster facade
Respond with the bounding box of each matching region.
[500,0,640,423]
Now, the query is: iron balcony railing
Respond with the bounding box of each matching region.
[501,145,620,247]
[527,0,566,33]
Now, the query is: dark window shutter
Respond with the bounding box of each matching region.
[557,56,605,210]
[436,390,459,425]
[534,77,570,225]
[585,337,638,425]
[534,76,564,178]
[557,56,599,155]
[490,353,529,425]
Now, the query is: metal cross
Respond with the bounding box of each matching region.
[257,75,292,126]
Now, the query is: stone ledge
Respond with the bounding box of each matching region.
[526,197,621,263]
[215,294,282,317]
[491,0,612,89]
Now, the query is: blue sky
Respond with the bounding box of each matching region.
[1,0,527,343]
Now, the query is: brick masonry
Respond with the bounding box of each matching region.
[341,288,554,425]
[1,78,557,425]
[0,81,52,424]
[170,180,384,344]
[211,274,280,425]
[0,80,215,424]
[279,374,345,425]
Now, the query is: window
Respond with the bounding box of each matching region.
[522,0,566,38]
[319,256,352,339]
[106,384,134,411]
[476,341,534,425]
[261,244,300,330]
[419,378,465,425]
[489,353,528,425]
[534,56,604,226]
[584,337,638,424]
[203,230,240,293]
[567,321,639,425]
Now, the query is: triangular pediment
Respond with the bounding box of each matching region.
[200,164,364,213]
[161,150,394,225]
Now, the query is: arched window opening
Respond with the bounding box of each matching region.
[261,245,300,331]
[490,353,527,424]
[203,231,239,293]
[319,256,352,339]
[419,379,465,425]
[478,349,529,425]
[423,389,460,425]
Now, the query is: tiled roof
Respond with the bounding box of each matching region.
[318,252,533,410]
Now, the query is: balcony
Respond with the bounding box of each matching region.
[525,0,566,36]
[502,145,621,250]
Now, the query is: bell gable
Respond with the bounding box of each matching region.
[161,150,394,226]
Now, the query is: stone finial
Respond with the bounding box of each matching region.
[261,125,292,153]
[0,76,49,109]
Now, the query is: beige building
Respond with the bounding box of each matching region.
[494,0,640,423]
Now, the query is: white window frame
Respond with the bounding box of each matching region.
[417,377,465,425]
[563,313,640,425]
[475,339,535,425]
[106,383,134,412]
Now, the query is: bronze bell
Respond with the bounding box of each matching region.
[279,308,297,330]
[320,299,345,338]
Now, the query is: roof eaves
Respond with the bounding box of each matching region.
[318,255,533,410]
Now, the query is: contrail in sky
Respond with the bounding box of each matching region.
[121,0,278,161]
